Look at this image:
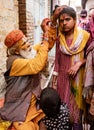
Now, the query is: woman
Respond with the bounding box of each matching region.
[41,6,90,130]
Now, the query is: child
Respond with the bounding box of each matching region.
[78,9,88,29]
[39,87,70,130]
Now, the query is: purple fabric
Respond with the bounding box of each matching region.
[86,40,94,56]
[84,41,94,88]
[73,123,83,130]
[54,40,71,104]
[90,14,94,39]
[85,14,94,42]
[84,14,94,88]
[54,40,80,123]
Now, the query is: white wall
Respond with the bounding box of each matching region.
[60,0,81,10]
[86,0,94,11]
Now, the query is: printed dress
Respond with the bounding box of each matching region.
[42,103,70,130]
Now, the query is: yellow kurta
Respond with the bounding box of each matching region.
[0,25,56,130]
[10,41,49,76]
[13,94,45,130]
[8,41,49,130]
[0,34,55,130]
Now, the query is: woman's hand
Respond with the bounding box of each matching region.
[68,61,82,78]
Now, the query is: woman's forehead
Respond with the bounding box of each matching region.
[60,13,71,19]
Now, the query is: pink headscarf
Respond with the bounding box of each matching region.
[86,14,94,55]
[89,14,94,39]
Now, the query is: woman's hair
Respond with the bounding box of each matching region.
[53,5,60,14]
[40,87,61,117]
[59,6,76,20]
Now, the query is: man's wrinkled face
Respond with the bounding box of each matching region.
[59,13,76,33]
[18,37,36,59]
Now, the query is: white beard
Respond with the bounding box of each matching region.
[19,47,37,59]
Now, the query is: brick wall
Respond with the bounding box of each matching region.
[18,0,51,44]
[18,0,27,35]
[26,0,34,43]
[86,0,94,11]
[0,0,52,70]
[0,0,19,43]
[18,0,35,44]
[0,0,19,71]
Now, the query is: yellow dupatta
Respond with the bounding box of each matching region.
[59,27,90,109]
[59,27,90,55]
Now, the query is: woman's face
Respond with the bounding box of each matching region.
[59,13,76,33]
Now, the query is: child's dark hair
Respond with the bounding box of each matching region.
[40,87,61,117]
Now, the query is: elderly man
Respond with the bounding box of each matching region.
[0,29,51,130]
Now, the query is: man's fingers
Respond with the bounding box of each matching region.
[41,18,51,26]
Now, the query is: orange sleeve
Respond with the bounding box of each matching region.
[47,27,57,49]
[10,41,49,76]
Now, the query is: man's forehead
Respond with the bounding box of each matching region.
[17,37,28,47]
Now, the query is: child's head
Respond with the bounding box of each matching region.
[40,87,61,117]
